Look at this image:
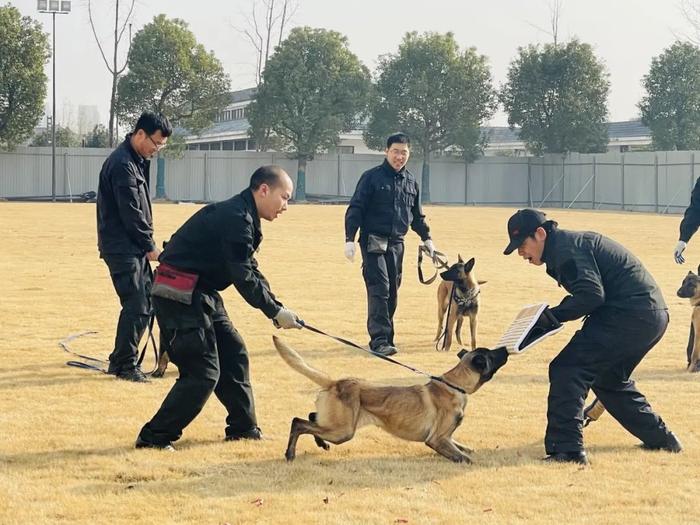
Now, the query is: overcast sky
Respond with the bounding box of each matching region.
[8,0,696,128]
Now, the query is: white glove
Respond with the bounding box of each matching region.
[674,240,687,264]
[273,308,302,329]
[344,241,356,262]
[423,239,435,257]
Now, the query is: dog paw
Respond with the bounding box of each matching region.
[688,362,700,373]
[314,437,330,450]
[151,369,166,378]
[284,450,296,462]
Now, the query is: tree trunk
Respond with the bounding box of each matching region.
[421,147,431,203]
[109,0,119,147]
[296,156,307,201]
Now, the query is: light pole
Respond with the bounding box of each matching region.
[37,1,71,202]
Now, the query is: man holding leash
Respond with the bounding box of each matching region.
[136,165,302,450]
[504,209,681,464]
[673,177,700,366]
[344,133,438,357]
[97,111,172,382]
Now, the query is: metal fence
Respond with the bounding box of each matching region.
[0,147,697,214]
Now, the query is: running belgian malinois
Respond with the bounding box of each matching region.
[434,256,485,352]
[273,335,509,463]
[677,265,700,373]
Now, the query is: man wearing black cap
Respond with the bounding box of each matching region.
[504,209,681,464]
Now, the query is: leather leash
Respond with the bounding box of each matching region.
[299,321,466,395]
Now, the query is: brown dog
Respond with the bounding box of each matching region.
[677,266,700,373]
[273,335,508,463]
[434,256,485,352]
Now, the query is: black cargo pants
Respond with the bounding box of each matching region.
[360,239,404,350]
[139,290,257,444]
[545,308,672,454]
[103,254,153,373]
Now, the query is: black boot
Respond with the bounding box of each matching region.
[640,431,682,453]
[543,451,589,465]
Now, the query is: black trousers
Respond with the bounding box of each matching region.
[139,291,256,444]
[360,240,404,350]
[545,308,671,454]
[103,254,153,372]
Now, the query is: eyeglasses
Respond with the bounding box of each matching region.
[147,134,167,150]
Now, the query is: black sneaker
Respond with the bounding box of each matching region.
[640,431,683,453]
[543,451,589,465]
[116,367,150,383]
[371,345,398,357]
[135,435,175,451]
[225,427,263,441]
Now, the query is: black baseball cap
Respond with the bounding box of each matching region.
[503,209,547,255]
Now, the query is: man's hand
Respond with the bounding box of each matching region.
[674,240,687,264]
[273,308,302,329]
[423,239,435,258]
[146,248,161,262]
[344,241,356,262]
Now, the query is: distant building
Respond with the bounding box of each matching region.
[482,120,652,156]
[183,87,373,154]
[77,105,100,136]
[185,88,652,156]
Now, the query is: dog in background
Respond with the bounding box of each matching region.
[273,335,509,463]
[677,265,700,373]
[434,256,485,352]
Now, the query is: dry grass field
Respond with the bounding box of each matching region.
[1,202,698,525]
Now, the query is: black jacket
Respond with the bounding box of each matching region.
[543,228,666,323]
[344,160,430,243]
[159,189,282,319]
[680,176,700,242]
[96,135,155,255]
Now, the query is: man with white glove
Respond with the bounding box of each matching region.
[676,177,700,364]
[344,133,436,357]
[137,165,302,450]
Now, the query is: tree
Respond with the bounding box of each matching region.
[247,27,371,200]
[365,32,497,202]
[0,4,50,149]
[30,125,80,147]
[500,39,609,156]
[237,0,299,84]
[88,0,136,147]
[639,41,700,150]
[84,123,110,148]
[117,15,231,133]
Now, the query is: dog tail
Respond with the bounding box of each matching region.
[273,336,334,389]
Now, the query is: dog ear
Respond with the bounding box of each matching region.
[458,254,464,263]
[471,353,487,372]
[457,349,468,359]
[464,258,475,273]
[697,264,700,275]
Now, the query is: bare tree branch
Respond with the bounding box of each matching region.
[88,0,113,72]
[680,0,700,44]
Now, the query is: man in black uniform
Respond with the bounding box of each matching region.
[344,133,438,356]
[673,177,700,365]
[504,209,681,464]
[136,165,302,450]
[97,112,172,382]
